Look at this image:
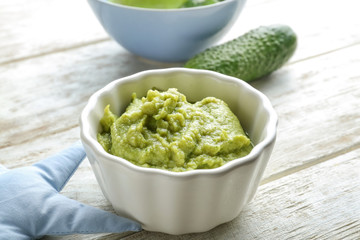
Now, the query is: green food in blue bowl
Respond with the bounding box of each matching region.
[88,0,245,62]
[109,0,224,9]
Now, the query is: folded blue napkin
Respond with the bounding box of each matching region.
[0,142,141,239]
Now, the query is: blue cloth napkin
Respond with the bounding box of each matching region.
[0,142,142,239]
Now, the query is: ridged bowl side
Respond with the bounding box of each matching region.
[80,68,277,234]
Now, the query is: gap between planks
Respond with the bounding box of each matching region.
[0,37,110,66]
[0,123,79,151]
[287,41,360,66]
[260,141,360,186]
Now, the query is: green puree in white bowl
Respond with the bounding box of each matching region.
[97,88,253,172]
[108,0,225,9]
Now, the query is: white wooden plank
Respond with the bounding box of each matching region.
[0,0,108,64]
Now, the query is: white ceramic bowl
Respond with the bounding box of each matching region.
[80,68,277,234]
[87,0,246,62]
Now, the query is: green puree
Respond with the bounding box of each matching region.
[109,0,224,9]
[97,88,253,172]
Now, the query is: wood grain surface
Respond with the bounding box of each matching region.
[1,0,359,239]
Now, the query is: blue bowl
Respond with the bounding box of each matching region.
[87,0,246,62]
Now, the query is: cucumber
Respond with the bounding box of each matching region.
[184,24,297,82]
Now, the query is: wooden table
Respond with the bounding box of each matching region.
[1,0,359,239]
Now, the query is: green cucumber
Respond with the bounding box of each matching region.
[184,24,297,82]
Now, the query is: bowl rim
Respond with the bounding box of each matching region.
[92,0,238,12]
[80,68,277,178]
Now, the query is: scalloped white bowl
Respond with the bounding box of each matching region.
[87,0,246,62]
[80,68,277,234]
